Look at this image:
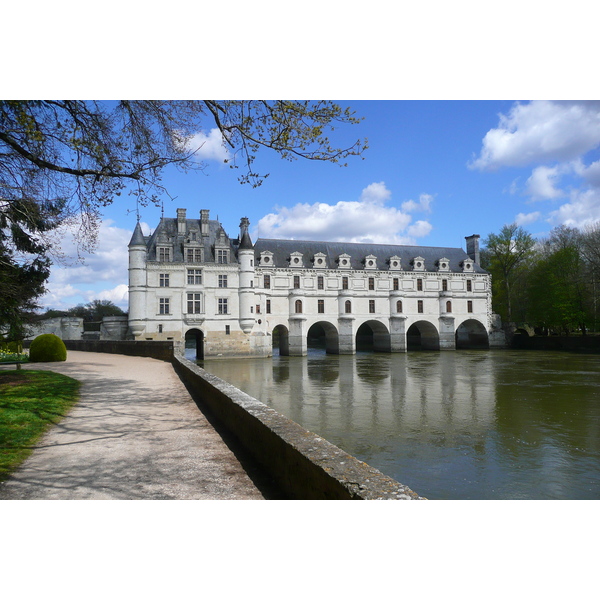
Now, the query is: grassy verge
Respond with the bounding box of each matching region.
[0,370,80,482]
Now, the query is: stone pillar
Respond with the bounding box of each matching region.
[337,316,355,354]
[439,315,456,350]
[390,315,407,352]
[288,316,307,356]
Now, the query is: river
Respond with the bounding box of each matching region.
[200,349,600,500]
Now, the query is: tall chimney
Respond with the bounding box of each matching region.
[177,208,186,235]
[465,234,481,264]
[201,209,210,237]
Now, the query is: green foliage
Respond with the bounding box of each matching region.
[0,370,80,481]
[29,334,67,363]
[482,223,535,322]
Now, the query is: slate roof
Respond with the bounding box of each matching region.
[253,238,487,273]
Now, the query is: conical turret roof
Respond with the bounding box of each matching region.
[128,221,146,247]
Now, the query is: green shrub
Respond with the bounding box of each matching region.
[29,334,67,362]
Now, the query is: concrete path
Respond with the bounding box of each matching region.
[0,352,266,500]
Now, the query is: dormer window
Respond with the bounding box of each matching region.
[289,251,304,268]
[186,247,203,263]
[158,247,171,262]
[461,259,474,272]
[389,255,402,271]
[313,252,327,268]
[337,253,351,269]
[412,256,426,272]
[364,254,377,270]
[260,250,274,266]
[216,249,229,264]
[437,257,450,272]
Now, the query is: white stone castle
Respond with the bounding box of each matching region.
[128,208,504,358]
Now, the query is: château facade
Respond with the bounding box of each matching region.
[128,208,504,358]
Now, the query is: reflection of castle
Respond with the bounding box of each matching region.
[128,209,504,358]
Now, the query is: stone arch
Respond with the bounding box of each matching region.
[307,321,339,354]
[185,328,204,360]
[272,324,290,356]
[455,319,489,349]
[356,319,391,352]
[406,320,440,351]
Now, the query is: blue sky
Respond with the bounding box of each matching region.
[40,100,600,311]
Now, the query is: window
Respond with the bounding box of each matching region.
[295,299,303,314]
[467,279,472,292]
[218,274,228,288]
[417,300,423,313]
[218,298,228,314]
[294,275,300,289]
[186,248,202,263]
[187,293,201,314]
[442,279,448,291]
[467,300,473,313]
[369,299,375,313]
[266,299,271,314]
[225,325,230,335]
[256,304,261,314]
[159,298,170,315]
[158,324,163,333]
[417,278,423,291]
[187,269,202,285]
[342,276,349,290]
[396,300,403,313]
[317,276,324,290]
[369,277,375,291]
[393,278,399,291]
[345,300,352,314]
[446,300,452,313]
[216,249,228,264]
[264,274,271,289]
[318,299,325,313]
[158,247,170,262]
[159,273,169,287]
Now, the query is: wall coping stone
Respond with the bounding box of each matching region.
[173,354,425,500]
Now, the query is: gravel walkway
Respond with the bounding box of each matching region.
[0,352,266,500]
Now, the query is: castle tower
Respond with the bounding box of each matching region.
[128,221,147,338]
[237,217,255,334]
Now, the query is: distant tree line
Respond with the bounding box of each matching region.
[482,223,600,335]
[40,300,126,323]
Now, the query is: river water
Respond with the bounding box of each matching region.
[201,349,600,500]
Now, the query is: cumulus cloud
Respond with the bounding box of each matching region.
[401,193,434,213]
[515,211,542,226]
[549,188,600,228]
[525,165,565,200]
[183,128,230,162]
[469,101,600,171]
[257,183,434,245]
[40,220,133,310]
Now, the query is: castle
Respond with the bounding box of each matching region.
[128,208,503,358]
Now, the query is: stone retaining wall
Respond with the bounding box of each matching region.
[172,354,424,500]
[61,340,174,361]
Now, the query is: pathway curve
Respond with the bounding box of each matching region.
[0,352,266,499]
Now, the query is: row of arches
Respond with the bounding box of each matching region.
[184,318,489,359]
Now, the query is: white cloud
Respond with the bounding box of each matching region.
[469,101,600,171]
[401,193,434,213]
[85,284,129,308]
[257,183,433,245]
[515,211,542,226]
[184,128,230,162]
[40,220,133,311]
[525,165,564,200]
[549,188,600,229]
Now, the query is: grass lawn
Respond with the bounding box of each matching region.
[0,370,80,482]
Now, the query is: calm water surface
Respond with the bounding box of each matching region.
[201,350,600,499]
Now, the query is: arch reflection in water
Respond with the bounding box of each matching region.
[204,350,600,499]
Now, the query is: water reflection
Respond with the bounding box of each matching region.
[202,350,600,499]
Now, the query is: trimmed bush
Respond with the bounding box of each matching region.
[29,334,67,363]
